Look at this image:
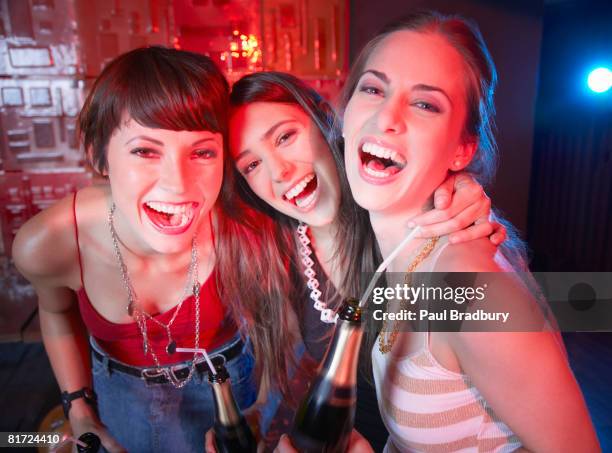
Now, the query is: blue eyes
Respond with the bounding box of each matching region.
[357,84,441,113]
[413,101,440,113]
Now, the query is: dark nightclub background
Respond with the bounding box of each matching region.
[0,0,610,451]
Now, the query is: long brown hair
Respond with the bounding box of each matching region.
[229,72,378,299]
[218,72,380,399]
[216,196,302,401]
[338,11,535,379]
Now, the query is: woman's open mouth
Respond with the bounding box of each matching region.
[283,173,319,211]
[359,141,407,183]
[143,201,198,234]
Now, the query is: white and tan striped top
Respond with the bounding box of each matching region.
[372,336,522,452]
[372,237,522,452]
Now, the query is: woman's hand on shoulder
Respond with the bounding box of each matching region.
[410,172,506,245]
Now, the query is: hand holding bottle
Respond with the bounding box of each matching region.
[205,411,264,453]
[68,404,125,453]
[274,431,374,453]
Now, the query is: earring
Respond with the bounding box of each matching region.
[454,160,461,168]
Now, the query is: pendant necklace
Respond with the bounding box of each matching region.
[108,202,202,387]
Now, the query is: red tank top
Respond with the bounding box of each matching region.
[72,193,237,366]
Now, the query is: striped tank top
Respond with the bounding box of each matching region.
[372,237,522,452]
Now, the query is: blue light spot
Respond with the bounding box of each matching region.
[587,67,612,93]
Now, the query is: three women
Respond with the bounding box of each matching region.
[13,10,599,453]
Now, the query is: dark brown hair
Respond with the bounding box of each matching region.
[219,72,380,399]
[76,46,302,394]
[229,71,378,300]
[77,46,229,175]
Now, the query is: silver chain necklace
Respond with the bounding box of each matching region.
[296,222,337,324]
[108,202,201,388]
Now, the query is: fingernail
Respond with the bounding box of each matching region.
[435,196,447,205]
[407,221,416,228]
[449,236,458,244]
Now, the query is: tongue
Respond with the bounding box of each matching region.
[170,213,182,226]
[295,186,315,205]
[366,158,401,176]
[148,209,179,227]
[367,159,387,171]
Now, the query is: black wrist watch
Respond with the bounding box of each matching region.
[61,387,97,418]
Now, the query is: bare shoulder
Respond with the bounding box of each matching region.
[433,237,502,273]
[12,185,106,287]
[12,193,78,286]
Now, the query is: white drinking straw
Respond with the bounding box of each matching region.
[359,227,422,308]
[175,347,217,375]
[50,434,87,452]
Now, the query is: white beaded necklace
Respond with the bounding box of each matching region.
[296,222,338,324]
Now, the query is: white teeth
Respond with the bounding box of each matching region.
[168,212,190,227]
[364,165,393,178]
[145,201,193,216]
[295,189,317,208]
[284,174,315,200]
[361,142,406,166]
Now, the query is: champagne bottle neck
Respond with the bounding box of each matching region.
[211,380,242,426]
[319,319,363,387]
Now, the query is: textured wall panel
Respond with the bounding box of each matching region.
[0,0,78,76]
[0,169,92,257]
[74,0,172,76]
[0,78,84,172]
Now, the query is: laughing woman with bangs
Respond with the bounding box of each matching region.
[11,47,256,453]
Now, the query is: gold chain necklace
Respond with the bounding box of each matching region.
[379,236,440,354]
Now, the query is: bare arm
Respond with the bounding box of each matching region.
[454,330,599,452]
[438,242,599,452]
[12,196,125,452]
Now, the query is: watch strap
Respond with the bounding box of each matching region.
[61,387,97,418]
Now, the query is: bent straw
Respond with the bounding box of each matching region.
[51,435,87,452]
[358,226,422,308]
[175,347,217,375]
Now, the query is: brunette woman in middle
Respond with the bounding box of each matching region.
[210,71,508,450]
